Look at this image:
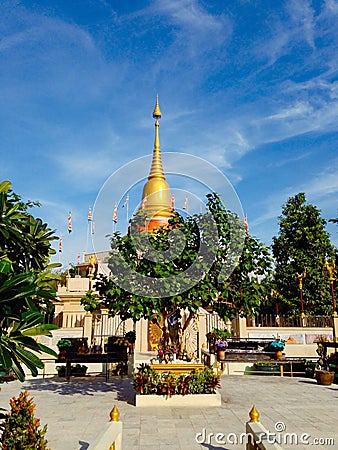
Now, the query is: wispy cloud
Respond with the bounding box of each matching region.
[252,0,315,65]
[252,158,338,230]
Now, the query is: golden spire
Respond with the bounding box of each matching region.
[140,96,172,226]
[148,96,165,180]
[153,95,162,119]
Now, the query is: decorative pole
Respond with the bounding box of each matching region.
[296,269,306,325]
[272,289,280,326]
[324,258,337,315]
[87,254,96,290]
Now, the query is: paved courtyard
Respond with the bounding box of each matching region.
[0,374,337,450]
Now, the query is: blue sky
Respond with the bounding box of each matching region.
[1,0,338,268]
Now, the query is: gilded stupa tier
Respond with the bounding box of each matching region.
[140,96,173,231]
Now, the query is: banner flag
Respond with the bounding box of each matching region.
[88,207,93,221]
[113,204,118,223]
[122,195,129,208]
[67,212,72,233]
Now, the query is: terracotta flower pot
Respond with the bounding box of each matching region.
[217,348,226,361]
[275,351,283,360]
[315,371,334,386]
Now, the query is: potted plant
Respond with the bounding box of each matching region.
[206,331,217,354]
[216,339,228,361]
[269,339,285,360]
[55,365,66,377]
[57,339,72,360]
[71,364,87,377]
[206,329,232,355]
[253,362,280,376]
[315,338,334,385]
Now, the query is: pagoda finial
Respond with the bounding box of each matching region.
[153,95,162,119]
[149,96,164,179]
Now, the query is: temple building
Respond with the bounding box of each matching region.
[49,97,326,373]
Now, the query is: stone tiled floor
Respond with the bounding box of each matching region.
[0,375,337,449]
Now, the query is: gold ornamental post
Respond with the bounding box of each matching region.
[324,258,337,315]
[87,254,96,290]
[296,270,306,316]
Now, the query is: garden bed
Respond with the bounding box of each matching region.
[133,364,221,407]
[135,392,221,407]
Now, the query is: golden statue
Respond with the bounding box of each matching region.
[296,269,306,290]
[88,255,97,281]
[324,258,336,282]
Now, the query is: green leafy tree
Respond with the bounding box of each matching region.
[214,234,274,319]
[94,193,273,342]
[205,193,274,320]
[272,193,336,315]
[0,181,58,381]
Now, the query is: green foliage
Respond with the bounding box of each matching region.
[0,390,49,449]
[55,364,87,376]
[133,363,158,395]
[95,192,273,333]
[125,330,136,344]
[133,364,220,396]
[0,181,57,273]
[80,290,100,313]
[272,193,336,315]
[0,180,59,381]
[207,192,274,319]
[186,366,220,394]
[206,328,232,342]
[56,339,71,349]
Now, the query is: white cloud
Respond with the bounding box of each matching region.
[252,159,338,230]
[252,0,316,66]
[287,0,315,48]
[262,103,313,121]
[304,163,338,199]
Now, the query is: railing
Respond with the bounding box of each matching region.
[246,406,283,450]
[88,405,122,450]
[91,313,126,344]
[205,311,227,334]
[60,312,86,329]
[247,314,333,328]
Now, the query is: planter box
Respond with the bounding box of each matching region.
[135,392,221,407]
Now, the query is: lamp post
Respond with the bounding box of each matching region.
[296,270,306,323]
[324,258,337,316]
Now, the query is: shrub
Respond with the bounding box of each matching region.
[0,390,49,449]
[133,364,221,396]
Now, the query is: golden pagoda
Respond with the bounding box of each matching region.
[140,96,174,231]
